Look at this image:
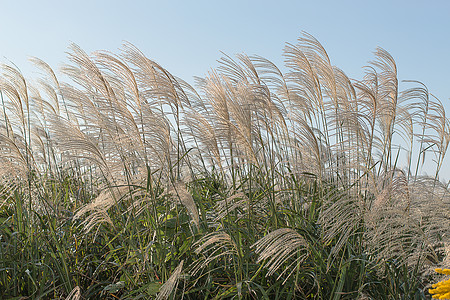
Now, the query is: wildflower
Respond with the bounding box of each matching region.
[429,269,450,299]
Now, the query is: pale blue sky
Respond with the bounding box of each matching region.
[1,1,449,96]
[1,0,450,178]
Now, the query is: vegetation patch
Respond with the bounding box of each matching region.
[0,33,449,299]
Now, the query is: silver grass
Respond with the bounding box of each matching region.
[73,187,128,233]
[48,116,109,172]
[0,179,17,209]
[157,260,184,300]
[318,187,363,266]
[407,177,450,271]
[364,207,423,270]
[191,231,237,276]
[1,64,29,110]
[1,34,450,297]
[201,72,241,165]
[168,182,200,228]
[225,82,259,164]
[65,286,81,300]
[252,228,309,283]
[214,192,250,221]
[29,56,70,119]
[183,107,223,169]
[0,132,30,172]
[364,171,425,270]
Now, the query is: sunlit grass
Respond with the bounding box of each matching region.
[0,33,449,299]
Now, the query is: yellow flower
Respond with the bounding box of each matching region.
[436,269,450,276]
[430,269,450,299]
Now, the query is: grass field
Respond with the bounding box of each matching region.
[1,33,450,299]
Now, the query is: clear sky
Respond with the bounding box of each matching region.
[1,0,450,178]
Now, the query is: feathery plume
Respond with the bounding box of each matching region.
[157,260,184,300]
[252,228,308,282]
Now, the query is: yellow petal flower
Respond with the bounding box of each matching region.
[430,269,450,300]
[435,268,450,275]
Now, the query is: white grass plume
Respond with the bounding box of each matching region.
[191,231,237,276]
[157,260,184,300]
[252,228,309,283]
[73,187,128,233]
[168,181,200,228]
[65,286,81,300]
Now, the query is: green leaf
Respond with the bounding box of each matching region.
[103,281,125,293]
[146,281,162,296]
